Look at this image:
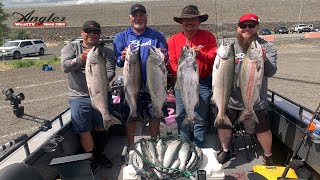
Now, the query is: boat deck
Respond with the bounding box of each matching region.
[95,122,281,180]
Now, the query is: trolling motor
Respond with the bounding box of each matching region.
[2,88,25,118]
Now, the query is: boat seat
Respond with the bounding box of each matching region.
[0,163,44,180]
[49,153,94,180]
[232,123,259,161]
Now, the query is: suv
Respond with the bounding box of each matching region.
[274,26,289,34]
[259,28,272,35]
[0,39,47,59]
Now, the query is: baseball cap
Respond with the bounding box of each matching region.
[82,20,101,31]
[238,13,259,24]
[130,4,146,14]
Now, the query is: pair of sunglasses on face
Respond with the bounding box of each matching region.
[83,29,101,34]
[238,23,257,29]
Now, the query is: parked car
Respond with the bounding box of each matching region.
[312,26,320,32]
[274,26,289,34]
[0,39,47,59]
[259,28,272,35]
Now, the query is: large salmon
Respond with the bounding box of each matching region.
[123,45,141,121]
[175,46,199,126]
[146,46,167,118]
[211,42,235,127]
[85,44,121,131]
[239,40,264,128]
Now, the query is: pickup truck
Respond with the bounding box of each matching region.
[290,24,312,33]
[0,39,47,59]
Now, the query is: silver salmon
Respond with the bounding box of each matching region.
[146,46,167,118]
[239,40,264,127]
[85,45,121,131]
[123,45,141,121]
[175,46,199,126]
[211,43,235,127]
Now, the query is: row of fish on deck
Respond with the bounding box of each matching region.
[85,40,264,133]
[130,137,203,179]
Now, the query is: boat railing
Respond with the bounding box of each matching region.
[0,108,70,163]
[268,89,319,126]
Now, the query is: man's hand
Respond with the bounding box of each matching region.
[80,49,91,62]
[192,45,204,56]
[262,47,268,62]
[121,48,127,62]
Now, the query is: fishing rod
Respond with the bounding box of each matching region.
[278,102,320,180]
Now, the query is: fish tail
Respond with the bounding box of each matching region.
[252,111,259,124]
[182,117,194,127]
[103,114,122,131]
[238,110,250,123]
[127,115,138,123]
[214,115,233,128]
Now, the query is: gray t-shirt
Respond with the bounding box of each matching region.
[228,36,277,110]
[61,41,116,97]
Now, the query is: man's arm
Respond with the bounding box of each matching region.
[167,36,179,76]
[104,47,116,82]
[156,32,169,63]
[196,32,218,65]
[264,43,277,77]
[113,33,125,67]
[61,42,84,73]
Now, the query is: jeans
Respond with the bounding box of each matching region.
[175,76,212,147]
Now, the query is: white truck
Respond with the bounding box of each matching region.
[291,24,312,33]
[0,39,47,59]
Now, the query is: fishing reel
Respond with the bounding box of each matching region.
[2,88,25,117]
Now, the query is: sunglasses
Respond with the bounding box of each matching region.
[238,23,257,29]
[83,29,101,34]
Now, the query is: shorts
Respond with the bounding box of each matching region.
[69,96,104,134]
[217,108,270,133]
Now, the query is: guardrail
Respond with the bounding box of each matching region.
[268,89,319,124]
[0,108,70,162]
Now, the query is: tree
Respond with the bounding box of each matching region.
[0,2,10,46]
[9,29,31,40]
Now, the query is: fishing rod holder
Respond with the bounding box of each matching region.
[2,88,25,118]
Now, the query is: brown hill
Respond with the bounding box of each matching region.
[3,0,320,41]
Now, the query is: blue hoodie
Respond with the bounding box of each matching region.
[113,27,168,90]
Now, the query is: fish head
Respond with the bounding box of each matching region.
[87,44,105,64]
[126,44,140,64]
[148,46,165,65]
[248,40,263,62]
[217,42,235,60]
[180,46,196,63]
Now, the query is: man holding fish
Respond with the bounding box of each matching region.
[113,4,168,150]
[215,14,277,165]
[167,5,217,147]
[61,21,116,170]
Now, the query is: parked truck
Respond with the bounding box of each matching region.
[290,24,312,33]
[0,39,47,59]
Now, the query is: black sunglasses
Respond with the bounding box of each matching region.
[83,29,101,34]
[238,23,257,29]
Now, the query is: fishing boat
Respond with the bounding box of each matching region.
[0,82,319,180]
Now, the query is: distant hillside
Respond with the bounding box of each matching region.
[3,0,320,41]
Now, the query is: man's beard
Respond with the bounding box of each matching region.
[133,23,146,30]
[237,33,257,53]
